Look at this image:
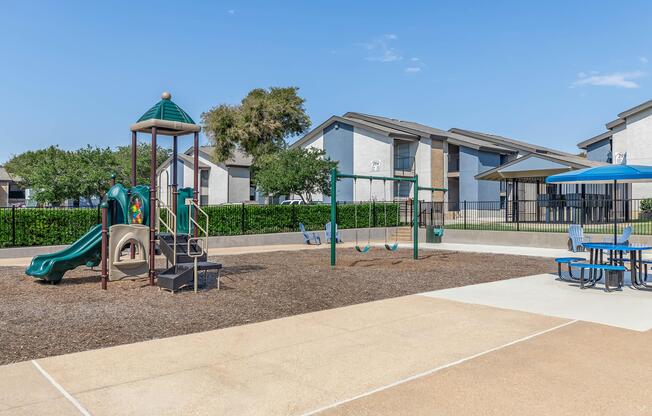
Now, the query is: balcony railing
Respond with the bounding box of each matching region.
[394,156,415,176]
[448,153,459,172]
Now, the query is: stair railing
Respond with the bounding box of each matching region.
[157,199,177,265]
[187,237,205,293]
[187,200,209,251]
[187,199,209,293]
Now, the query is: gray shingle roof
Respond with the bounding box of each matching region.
[0,166,15,182]
[197,146,253,167]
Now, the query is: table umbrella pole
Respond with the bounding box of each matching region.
[613,180,617,245]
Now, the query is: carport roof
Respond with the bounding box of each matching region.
[475,153,605,182]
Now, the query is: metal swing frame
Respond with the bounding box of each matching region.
[353,178,372,253]
[382,179,400,252]
[330,169,424,267]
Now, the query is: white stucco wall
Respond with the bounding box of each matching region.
[415,137,432,200]
[353,126,393,201]
[302,132,326,202]
[302,133,324,151]
[157,157,242,205]
[611,108,652,199]
[206,162,228,204]
[228,166,251,203]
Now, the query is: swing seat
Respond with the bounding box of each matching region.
[384,243,399,252]
[355,245,371,253]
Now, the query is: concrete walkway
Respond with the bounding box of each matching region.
[0,296,568,415]
[0,239,590,268]
[1,289,650,415]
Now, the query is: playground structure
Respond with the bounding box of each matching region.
[329,168,446,267]
[26,92,221,291]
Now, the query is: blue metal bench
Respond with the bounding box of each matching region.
[569,263,626,291]
[554,257,585,281]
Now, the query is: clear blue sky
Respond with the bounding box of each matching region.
[1,0,651,162]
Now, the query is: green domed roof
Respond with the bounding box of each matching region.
[137,92,196,125]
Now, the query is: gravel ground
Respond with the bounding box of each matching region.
[0,248,554,365]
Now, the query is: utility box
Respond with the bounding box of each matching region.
[426,226,444,243]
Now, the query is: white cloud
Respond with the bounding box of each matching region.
[384,33,398,40]
[405,67,421,73]
[362,37,402,62]
[640,56,648,65]
[410,57,420,62]
[572,71,645,89]
[227,9,235,14]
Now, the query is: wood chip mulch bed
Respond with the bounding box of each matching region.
[0,248,554,365]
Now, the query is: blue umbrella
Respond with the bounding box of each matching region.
[545,164,652,184]
[546,164,652,243]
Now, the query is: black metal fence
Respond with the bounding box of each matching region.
[3,197,651,248]
[444,198,652,235]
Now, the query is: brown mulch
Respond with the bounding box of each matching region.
[0,249,554,365]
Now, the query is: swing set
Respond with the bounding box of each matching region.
[351,178,401,253]
[330,168,446,267]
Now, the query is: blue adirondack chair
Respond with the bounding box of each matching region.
[568,225,590,252]
[299,223,321,245]
[325,222,342,243]
[603,226,632,245]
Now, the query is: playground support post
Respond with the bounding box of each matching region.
[193,132,199,238]
[413,175,419,260]
[100,202,108,290]
[131,131,137,187]
[172,135,178,218]
[148,127,157,286]
[330,168,337,268]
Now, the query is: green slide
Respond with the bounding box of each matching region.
[25,224,103,283]
[25,183,143,283]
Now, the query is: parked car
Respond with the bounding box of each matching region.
[280,199,305,205]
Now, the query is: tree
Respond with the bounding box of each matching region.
[254,148,338,202]
[113,143,171,187]
[74,146,118,203]
[201,87,311,162]
[5,143,171,206]
[5,146,80,205]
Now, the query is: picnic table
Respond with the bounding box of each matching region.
[582,242,652,290]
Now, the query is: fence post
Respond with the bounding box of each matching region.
[516,201,520,232]
[463,200,467,230]
[240,202,245,235]
[12,206,16,247]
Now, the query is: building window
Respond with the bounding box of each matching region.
[200,170,209,188]
[393,181,412,199]
[200,195,208,206]
[8,183,25,199]
[250,185,257,201]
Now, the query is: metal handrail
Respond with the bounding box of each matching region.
[187,199,209,257]
[187,236,205,293]
[157,199,177,265]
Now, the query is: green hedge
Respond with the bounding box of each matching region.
[0,203,402,247]
[0,208,99,248]
[203,203,402,236]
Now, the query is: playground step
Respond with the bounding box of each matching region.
[157,261,222,292]
[158,233,207,264]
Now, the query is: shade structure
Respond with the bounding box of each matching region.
[546,164,652,244]
[546,164,652,184]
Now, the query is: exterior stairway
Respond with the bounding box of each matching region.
[157,232,221,292]
[391,226,413,242]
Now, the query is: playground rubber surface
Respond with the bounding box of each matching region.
[0,248,554,365]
